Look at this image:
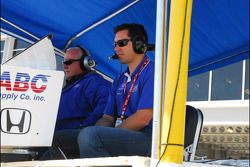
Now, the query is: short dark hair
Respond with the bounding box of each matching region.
[114,23,148,45]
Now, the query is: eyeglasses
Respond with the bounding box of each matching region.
[114,39,131,48]
[63,59,81,65]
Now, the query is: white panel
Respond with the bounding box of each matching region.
[1,65,64,147]
[187,101,249,125]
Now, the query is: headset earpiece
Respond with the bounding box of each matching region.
[77,46,96,70]
[132,35,146,54]
[83,56,96,70]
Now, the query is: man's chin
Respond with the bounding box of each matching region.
[119,61,126,64]
[118,58,127,64]
[65,74,71,79]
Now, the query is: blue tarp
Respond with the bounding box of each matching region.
[1,0,249,78]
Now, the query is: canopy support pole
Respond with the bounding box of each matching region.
[151,0,168,162]
[1,17,65,56]
[160,0,193,164]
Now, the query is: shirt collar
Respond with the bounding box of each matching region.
[124,56,149,81]
[64,71,90,89]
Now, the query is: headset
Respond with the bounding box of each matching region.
[76,46,96,71]
[131,35,147,54]
[114,24,148,55]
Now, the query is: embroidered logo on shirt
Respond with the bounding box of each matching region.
[132,85,138,92]
[116,86,123,95]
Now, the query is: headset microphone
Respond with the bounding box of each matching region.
[109,54,119,60]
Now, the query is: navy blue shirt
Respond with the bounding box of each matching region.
[104,56,154,130]
[56,72,110,130]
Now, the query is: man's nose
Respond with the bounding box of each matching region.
[63,64,68,69]
[114,45,121,52]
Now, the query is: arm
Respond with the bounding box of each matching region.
[95,76,119,127]
[117,108,153,131]
[95,114,114,127]
[80,76,110,127]
[117,63,154,131]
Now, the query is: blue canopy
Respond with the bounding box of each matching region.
[1,0,249,78]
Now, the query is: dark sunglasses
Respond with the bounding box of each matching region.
[63,59,81,65]
[114,39,131,48]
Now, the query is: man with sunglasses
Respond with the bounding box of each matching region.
[78,23,154,158]
[40,46,110,159]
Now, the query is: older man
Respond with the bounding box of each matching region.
[41,46,110,159]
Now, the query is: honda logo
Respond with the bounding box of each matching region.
[0,108,31,134]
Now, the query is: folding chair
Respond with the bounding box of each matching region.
[184,105,204,161]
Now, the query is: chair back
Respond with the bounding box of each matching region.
[184,105,204,161]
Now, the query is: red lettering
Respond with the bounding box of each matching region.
[31,83,47,93]
[13,81,29,92]
[0,80,12,91]
[1,71,49,93]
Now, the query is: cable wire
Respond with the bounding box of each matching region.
[154,0,189,166]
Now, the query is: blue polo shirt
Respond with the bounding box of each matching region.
[104,56,154,130]
[56,72,110,131]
